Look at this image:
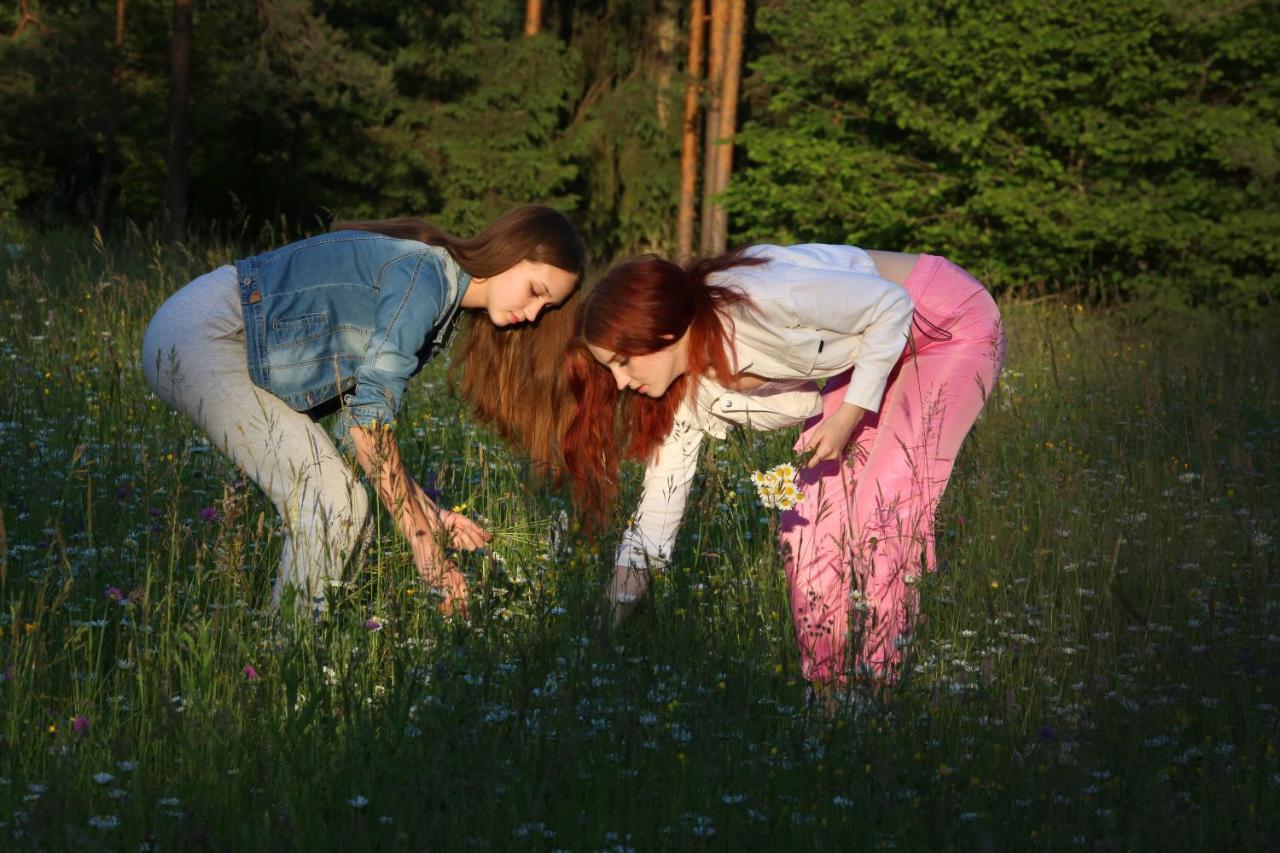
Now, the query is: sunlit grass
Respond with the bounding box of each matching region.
[0,231,1277,849]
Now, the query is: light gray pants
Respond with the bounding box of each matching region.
[141,266,370,604]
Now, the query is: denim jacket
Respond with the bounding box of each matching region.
[234,230,469,432]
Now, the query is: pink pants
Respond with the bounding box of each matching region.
[778,255,1006,686]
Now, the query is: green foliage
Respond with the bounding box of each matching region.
[3,1,1276,307]
[375,30,581,233]
[0,0,679,255]
[729,0,1280,310]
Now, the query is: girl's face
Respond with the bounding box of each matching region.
[587,336,688,398]
[468,260,578,327]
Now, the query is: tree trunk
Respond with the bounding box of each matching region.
[95,0,127,230]
[11,0,52,38]
[698,0,728,255]
[524,0,542,36]
[676,0,705,263]
[93,149,114,231]
[164,0,192,243]
[654,0,678,131]
[707,0,744,253]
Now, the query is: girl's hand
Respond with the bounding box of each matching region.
[802,403,865,467]
[419,560,469,618]
[604,564,651,630]
[438,508,492,551]
[407,483,491,550]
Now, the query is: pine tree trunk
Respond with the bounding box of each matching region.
[11,0,52,38]
[95,0,128,230]
[676,0,705,263]
[698,0,728,254]
[707,0,744,253]
[524,0,542,36]
[164,0,191,243]
[654,0,678,131]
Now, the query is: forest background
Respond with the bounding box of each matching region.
[2,0,1277,312]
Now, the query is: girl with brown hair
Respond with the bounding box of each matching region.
[142,206,586,615]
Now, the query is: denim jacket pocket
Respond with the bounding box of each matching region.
[273,311,328,331]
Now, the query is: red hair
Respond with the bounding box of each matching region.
[563,250,764,527]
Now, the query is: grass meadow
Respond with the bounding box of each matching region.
[0,232,1277,850]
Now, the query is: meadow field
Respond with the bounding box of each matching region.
[0,233,1277,850]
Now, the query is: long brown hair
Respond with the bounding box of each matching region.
[562,251,764,526]
[335,206,588,471]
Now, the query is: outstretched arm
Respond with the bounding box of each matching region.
[605,403,706,628]
[348,425,491,614]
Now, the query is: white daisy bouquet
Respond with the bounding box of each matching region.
[750,462,805,511]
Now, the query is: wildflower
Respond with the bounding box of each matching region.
[776,482,803,511]
[364,617,383,632]
[72,715,90,735]
[348,795,369,808]
[105,586,126,603]
[116,760,138,772]
[243,665,258,680]
[88,814,119,830]
[751,463,805,510]
[93,772,114,784]
[198,506,221,523]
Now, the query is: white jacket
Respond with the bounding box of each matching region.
[616,243,914,570]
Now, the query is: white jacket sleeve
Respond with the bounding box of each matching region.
[614,398,706,571]
[749,244,914,412]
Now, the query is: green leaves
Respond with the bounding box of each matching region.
[729,0,1280,311]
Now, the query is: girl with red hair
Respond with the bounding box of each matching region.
[563,245,1005,700]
